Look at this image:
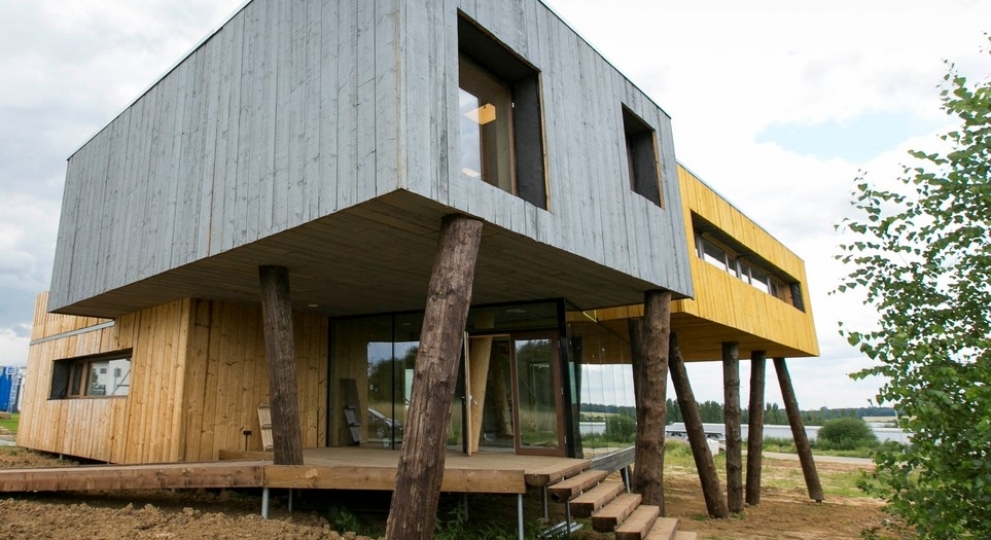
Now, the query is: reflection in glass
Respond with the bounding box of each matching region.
[515,337,561,451]
[459,55,514,193]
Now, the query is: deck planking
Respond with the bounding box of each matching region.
[0,448,587,495]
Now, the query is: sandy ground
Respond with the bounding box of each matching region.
[0,447,893,540]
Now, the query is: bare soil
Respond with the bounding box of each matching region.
[0,447,895,539]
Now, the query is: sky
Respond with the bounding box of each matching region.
[1,0,989,409]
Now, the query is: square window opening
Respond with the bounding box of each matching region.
[458,14,547,210]
[622,106,663,207]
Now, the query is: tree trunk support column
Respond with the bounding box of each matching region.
[258,265,304,466]
[385,215,483,540]
[632,290,671,512]
[722,342,743,513]
[746,351,766,506]
[669,333,728,518]
[774,357,824,502]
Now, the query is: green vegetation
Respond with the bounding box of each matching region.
[816,417,878,451]
[838,39,991,539]
[0,413,19,434]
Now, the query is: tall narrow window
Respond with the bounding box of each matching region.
[458,14,547,209]
[459,56,514,193]
[622,107,662,207]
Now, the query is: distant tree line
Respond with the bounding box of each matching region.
[580,401,896,427]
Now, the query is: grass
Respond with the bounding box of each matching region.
[0,413,19,434]
[663,439,874,499]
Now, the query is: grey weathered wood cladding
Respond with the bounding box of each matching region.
[50,0,693,313]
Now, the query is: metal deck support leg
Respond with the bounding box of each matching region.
[565,500,573,537]
[542,486,549,519]
[463,493,469,520]
[261,488,270,519]
[518,493,525,540]
[622,466,632,494]
[288,489,293,512]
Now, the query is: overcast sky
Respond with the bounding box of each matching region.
[1,0,989,409]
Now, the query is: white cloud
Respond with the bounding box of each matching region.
[2,0,989,406]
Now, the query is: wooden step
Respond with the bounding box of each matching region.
[570,480,625,518]
[547,469,609,501]
[644,517,679,540]
[672,532,696,540]
[591,493,642,532]
[615,504,660,540]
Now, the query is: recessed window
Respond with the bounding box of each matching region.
[695,230,804,310]
[459,56,514,193]
[458,14,547,209]
[51,351,132,399]
[622,107,662,207]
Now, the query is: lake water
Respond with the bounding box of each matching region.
[581,421,911,444]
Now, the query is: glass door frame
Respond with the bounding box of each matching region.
[510,330,567,456]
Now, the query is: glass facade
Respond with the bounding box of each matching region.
[328,301,637,460]
[566,312,637,458]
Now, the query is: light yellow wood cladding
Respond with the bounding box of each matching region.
[20,293,328,464]
[179,299,327,461]
[594,166,819,361]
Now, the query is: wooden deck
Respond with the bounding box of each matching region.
[0,448,589,495]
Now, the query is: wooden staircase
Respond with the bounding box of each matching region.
[543,467,696,540]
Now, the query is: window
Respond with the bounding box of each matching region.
[459,56,514,193]
[695,229,805,310]
[51,351,131,399]
[622,107,662,207]
[458,14,547,209]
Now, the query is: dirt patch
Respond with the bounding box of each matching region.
[1,447,894,539]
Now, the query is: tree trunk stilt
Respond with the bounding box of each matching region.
[746,351,766,506]
[632,290,671,512]
[774,357,824,502]
[259,265,304,466]
[722,342,743,513]
[385,215,483,540]
[669,333,728,518]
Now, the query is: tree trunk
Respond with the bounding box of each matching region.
[669,333,728,518]
[746,351,766,506]
[385,215,483,540]
[258,265,304,466]
[632,290,671,512]
[774,357,824,502]
[722,342,743,513]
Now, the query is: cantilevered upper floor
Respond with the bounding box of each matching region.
[595,165,820,361]
[49,0,693,319]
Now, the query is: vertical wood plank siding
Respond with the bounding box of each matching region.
[51,0,693,313]
[596,166,819,359]
[50,0,406,312]
[19,293,328,464]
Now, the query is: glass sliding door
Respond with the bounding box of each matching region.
[512,333,565,456]
[470,331,565,456]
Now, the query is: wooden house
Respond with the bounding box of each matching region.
[19,0,817,475]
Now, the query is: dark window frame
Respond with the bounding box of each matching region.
[50,350,132,400]
[458,13,548,210]
[622,106,663,207]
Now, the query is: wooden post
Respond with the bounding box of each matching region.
[746,351,766,506]
[258,265,304,466]
[669,333,728,518]
[722,342,743,513]
[385,215,483,540]
[632,290,671,512]
[774,357,824,502]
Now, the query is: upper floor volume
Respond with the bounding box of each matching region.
[50,0,693,320]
